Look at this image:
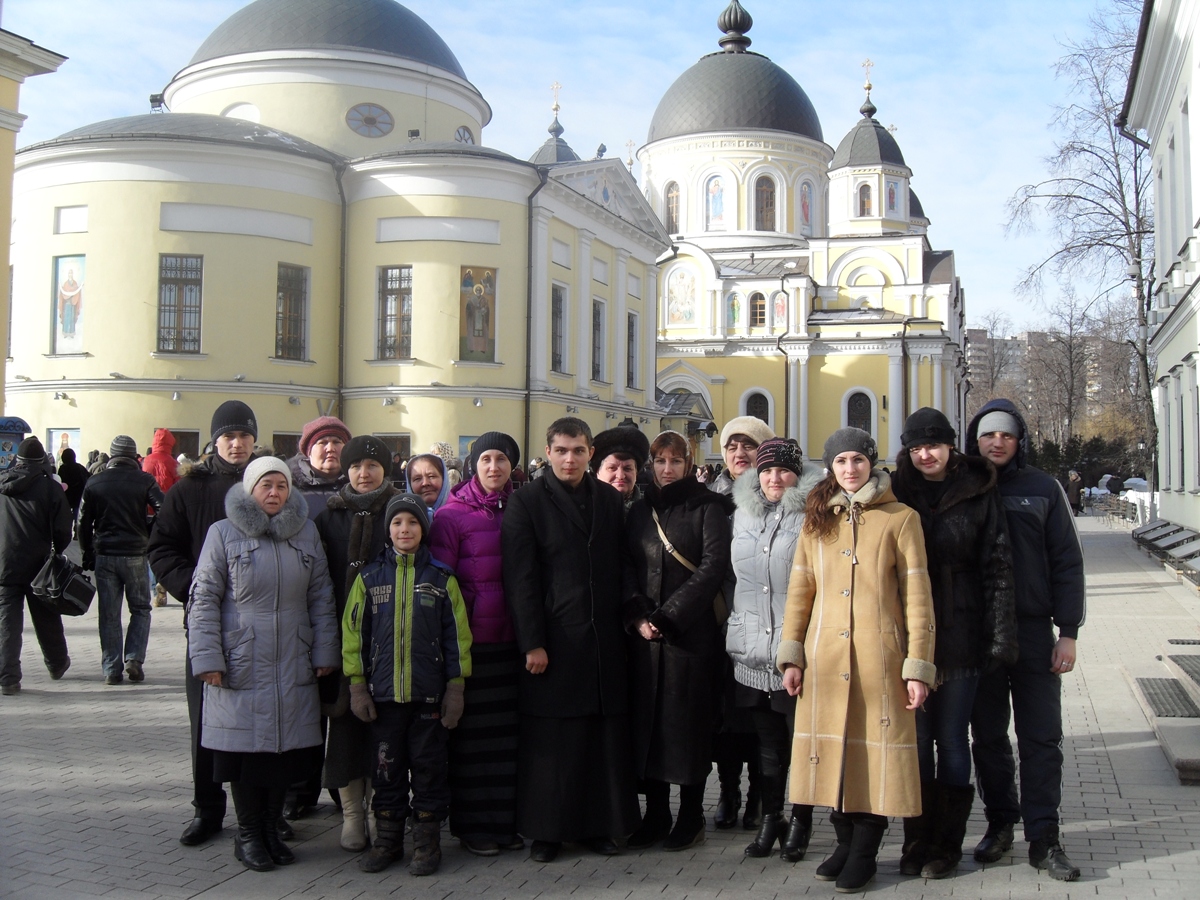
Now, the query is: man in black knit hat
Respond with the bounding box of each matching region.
[149,400,263,845]
[0,438,74,695]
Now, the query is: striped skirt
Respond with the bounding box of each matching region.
[449,642,522,840]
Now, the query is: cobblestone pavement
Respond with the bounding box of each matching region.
[3,517,1200,899]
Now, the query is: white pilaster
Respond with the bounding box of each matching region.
[887,345,904,462]
[576,229,594,394]
[908,354,920,416]
[614,249,629,402]
[530,208,553,389]
[787,357,800,441]
[798,352,810,454]
[644,267,659,402]
[933,350,944,412]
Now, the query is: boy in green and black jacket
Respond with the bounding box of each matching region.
[343,493,472,876]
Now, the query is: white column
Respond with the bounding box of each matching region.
[709,289,720,338]
[644,267,659,404]
[933,350,944,412]
[798,352,810,453]
[887,345,904,462]
[614,250,630,402]
[1160,379,1173,491]
[787,357,800,441]
[529,208,553,389]
[908,354,920,416]
[1187,358,1199,487]
[576,229,594,394]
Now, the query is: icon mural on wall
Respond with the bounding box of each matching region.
[800,181,812,230]
[459,266,496,362]
[705,175,725,230]
[774,291,787,325]
[53,255,85,354]
[47,428,81,463]
[726,292,741,327]
[667,268,696,325]
[887,181,898,213]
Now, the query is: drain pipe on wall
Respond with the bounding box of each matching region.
[775,262,798,437]
[334,162,348,420]
[523,168,550,461]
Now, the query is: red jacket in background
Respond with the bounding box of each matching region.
[142,428,179,494]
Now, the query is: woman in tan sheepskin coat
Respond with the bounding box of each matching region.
[777,427,936,892]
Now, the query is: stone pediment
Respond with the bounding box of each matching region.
[549,159,669,243]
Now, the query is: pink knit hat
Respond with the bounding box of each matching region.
[299,416,351,455]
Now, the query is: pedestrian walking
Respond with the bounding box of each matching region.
[623,431,732,852]
[78,435,164,685]
[0,438,73,695]
[57,447,90,524]
[890,408,1018,879]
[501,418,639,862]
[966,400,1085,882]
[429,431,524,857]
[778,427,936,892]
[344,493,472,876]
[188,456,339,872]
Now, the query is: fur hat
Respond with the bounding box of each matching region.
[340,435,392,474]
[719,416,775,450]
[822,427,878,470]
[901,408,956,450]
[590,426,651,472]
[210,400,258,442]
[242,456,292,494]
[299,416,351,456]
[385,493,429,542]
[756,438,804,477]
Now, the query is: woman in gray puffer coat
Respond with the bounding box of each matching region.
[726,438,823,863]
[189,457,339,873]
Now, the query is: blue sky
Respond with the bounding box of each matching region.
[2,0,1113,329]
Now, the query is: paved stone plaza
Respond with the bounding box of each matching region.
[3,516,1200,899]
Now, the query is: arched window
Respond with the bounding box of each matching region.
[858,184,872,217]
[755,176,776,231]
[664,182,680,234]
[749,292,767,327]
[847,391,872,432]
[746,392,770,423]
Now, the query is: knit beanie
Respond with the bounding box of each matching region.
[719,415,775,450]
[756,438,804,477]
[901,408,956,450]
[591,425,651,472]
[385,493,430,542]
[299,416,351,456]
[822,427,878,469]
[469,431,521,471]
[16,437,45,461]
[242,456,292,494]
[109,435,138,459]
[340,435,393,474]
[210,400,258,442]
[977,410,1021,438]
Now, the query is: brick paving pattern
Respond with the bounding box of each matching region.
[3,517,1200,899]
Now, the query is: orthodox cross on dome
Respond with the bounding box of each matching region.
[548,81,564,138]
[717,1,753,52]
[887,124,898,134]
[861,58,874,90]
[859,58,878,119]
[626,139,636,171]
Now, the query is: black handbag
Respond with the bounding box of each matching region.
[31,551,95,616]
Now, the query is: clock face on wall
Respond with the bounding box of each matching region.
[455,126,475,145]
[346,103,394,137]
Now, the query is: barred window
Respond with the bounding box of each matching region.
[378,265,412,359]
[746,392,769,423]
[552,284,566,373]
[275,263,308,360]
[749,292,767,327]
[848,391,872,432]
[592,300,605,382]
[157,255,203,353]
[755,176,776,231]
[664,182,680,234]
[627,312,638,389]
[858,184,873,217]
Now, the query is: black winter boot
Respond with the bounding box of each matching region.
[814,811,855,881]
[229,782,275,872]
[835,815,886,893]
[261,786,296,865]
[628,780,672,849]
[663,784,706,851]
[922,784,974,879]
[1029,825,1081,882]
[780,804,812,862]
[409,812,443,876]
[899,781,936,876]
[358,812,405,873]
[973,819,1015,863]
[714,757,742,830]
[742,759,763,829]
[744,772,785,857]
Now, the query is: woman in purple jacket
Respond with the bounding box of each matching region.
[428,431,522,856]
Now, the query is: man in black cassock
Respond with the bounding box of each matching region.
[501,417,639,862]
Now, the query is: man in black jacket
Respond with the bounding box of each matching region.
[148,401,258,846]
[501,417,639,863]
[966,399,1085,882]
[79,435,164,686]
[0,438,74,695]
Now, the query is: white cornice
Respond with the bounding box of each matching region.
[4,378,336,398]
[539,180,666,258]
[0,31,66,81]
[347,154,536,205]
[640,130,834,164]
[0,107,27,133]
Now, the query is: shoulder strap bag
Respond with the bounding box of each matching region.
[30,486,95,616]
[651,507,728,626]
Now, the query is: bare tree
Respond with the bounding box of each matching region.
[1007,0,1157,487]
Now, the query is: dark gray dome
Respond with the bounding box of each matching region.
[648,4,821,144]
[830,98,906,170]
[189,0,466,79]
[909,188,926,221]
[529,117,581,165]
[28,113,342,164]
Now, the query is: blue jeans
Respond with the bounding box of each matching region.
[95,555,152,676]
[916,672,980,787]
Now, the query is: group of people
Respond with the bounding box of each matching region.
[0,393,1085,892]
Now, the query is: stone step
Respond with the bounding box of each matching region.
[1165,653,1200,709]
[1127,668,1200,785]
